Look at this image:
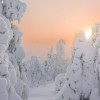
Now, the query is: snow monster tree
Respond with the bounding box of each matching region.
[0,0,29,100]
[56,24,100,100]
[0,14,22,100]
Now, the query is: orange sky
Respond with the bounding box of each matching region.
[17,0,100,60]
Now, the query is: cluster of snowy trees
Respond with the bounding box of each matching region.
[22,39,68,87]
[22,56,42,87]
[42,40,67,80]
[55,23,100,100]
[2,1,100,100]
[42,39,67,81]
[0,0,29,100]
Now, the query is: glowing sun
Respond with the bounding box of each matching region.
[85,28,92,40]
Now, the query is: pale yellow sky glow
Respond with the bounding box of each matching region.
[18,0,100,59]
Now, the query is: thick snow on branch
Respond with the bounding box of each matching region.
[2,0,26,21]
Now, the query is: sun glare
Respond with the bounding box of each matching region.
[1,0,3,4]
[85,28,92,40]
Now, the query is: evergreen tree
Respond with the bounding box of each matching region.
[56,29,100,100]
[0,0,29,100]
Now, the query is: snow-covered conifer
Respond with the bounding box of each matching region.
[0,0,29,100]
[56,30,99,100]
[22,56,42,87]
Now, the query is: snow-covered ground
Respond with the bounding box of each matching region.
[28,82,56,100]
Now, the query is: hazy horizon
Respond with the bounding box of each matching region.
[17,0,100,59]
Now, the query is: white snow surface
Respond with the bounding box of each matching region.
[28,82,56,100]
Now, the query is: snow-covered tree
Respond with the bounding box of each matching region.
[0,14,23,100]
[0,0,29,100]
[42,40,67,81]
[2,0,26,22]
[55,73,66,93]
[56,39,66,58]
[22,56,42,87]
[56,29,100,100]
